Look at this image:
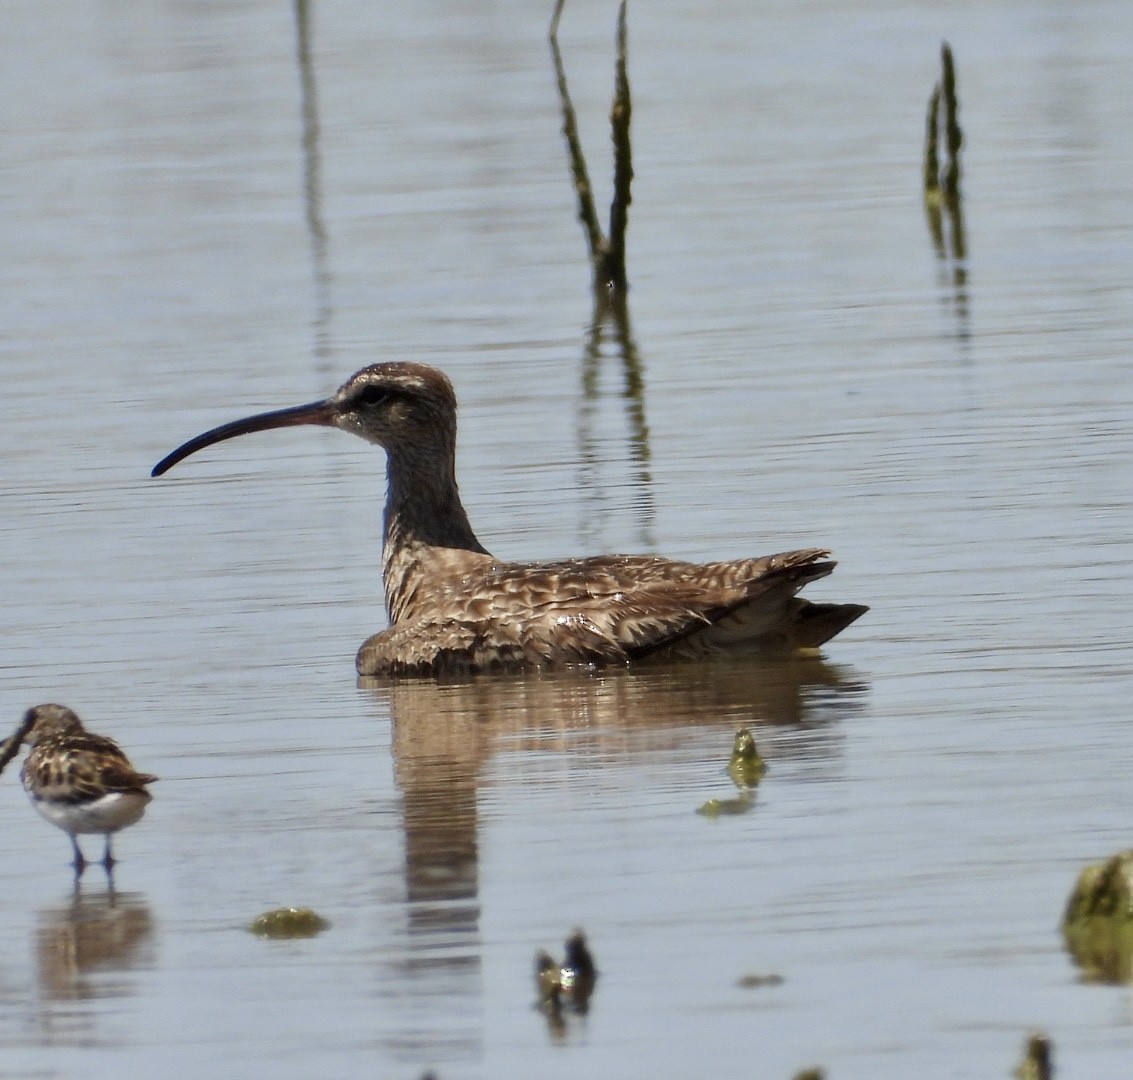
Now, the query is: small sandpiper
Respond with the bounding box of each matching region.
[0,704,157,874]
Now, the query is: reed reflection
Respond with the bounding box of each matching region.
[577,295,656,550]
[551,2,656,548]
[32,886,153,1044]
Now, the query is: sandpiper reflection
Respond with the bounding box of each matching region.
[32,886,154,1045]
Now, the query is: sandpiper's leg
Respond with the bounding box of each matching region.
[70,835,86,876]
[101,834,117,870]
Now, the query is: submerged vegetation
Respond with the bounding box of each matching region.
[923,42,967,272]
[248,907,330,939]
[535,928,598,1040]
[727,727,767,788]
[1014,1032,1053,1080]
[697,727,765,816]
[1062,850,1133,982]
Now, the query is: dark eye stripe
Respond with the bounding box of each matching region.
[354,386,392,406]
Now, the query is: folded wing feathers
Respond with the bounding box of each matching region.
[27,736,157,799]
[358,548,840,676]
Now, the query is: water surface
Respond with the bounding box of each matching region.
[3,1,1133,1077]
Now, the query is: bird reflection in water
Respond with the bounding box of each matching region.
[363,658,865,1047]
[33,885,153,1043]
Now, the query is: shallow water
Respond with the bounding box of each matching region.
[4,0,1133,1077]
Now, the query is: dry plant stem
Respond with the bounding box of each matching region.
[923,42,963,202]
[605,0,633,292]
[549,0,633,295]
[549,0,605,263]
[941,42,963,199]
[549,0,565,37]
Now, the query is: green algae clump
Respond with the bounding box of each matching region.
[248,907,330,939]
[1061,850,1133,983]
[696,792,755,818]
[1014,1031,1053,1080]
[727,728,766,789]
[697,728,764,815]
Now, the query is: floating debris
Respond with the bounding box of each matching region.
[727,727,766,788]
[736,972,784,989]
[697,729,765,815]
[535,949,561,1012]
[1014,1031,1053,1080]
[791,1069,825,1080]
[248,907,330,939]
[696,793,755,818]
[920,40,971,353]
[561,928,596,992]
[1061,849,1133,982]
[534,928,597,1016]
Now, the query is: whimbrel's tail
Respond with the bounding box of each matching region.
[789,600,870,651]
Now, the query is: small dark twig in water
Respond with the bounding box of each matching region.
[922,40,969,339]
[1014,1031,1053,1080]
[923,41,963,204]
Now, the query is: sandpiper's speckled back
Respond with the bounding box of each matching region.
[2,705,157,871]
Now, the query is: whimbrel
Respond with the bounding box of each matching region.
[152,363,867,676]
[0,705,157,873]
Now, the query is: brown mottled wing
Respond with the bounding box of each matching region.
[485,547,833,594]
[358,548,840,676]
[479,547,839,659]
[357,608,627,677]
[358,574,730,676]
[30,734,157,798]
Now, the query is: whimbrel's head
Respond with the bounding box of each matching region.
[151,362,459,477]
[0,705,84,774]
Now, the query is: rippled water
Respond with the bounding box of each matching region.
[3,1,1133,1077]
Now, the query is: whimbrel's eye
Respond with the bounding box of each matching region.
[354,385,392,407]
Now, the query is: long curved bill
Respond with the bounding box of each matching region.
[151,400,338,477]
